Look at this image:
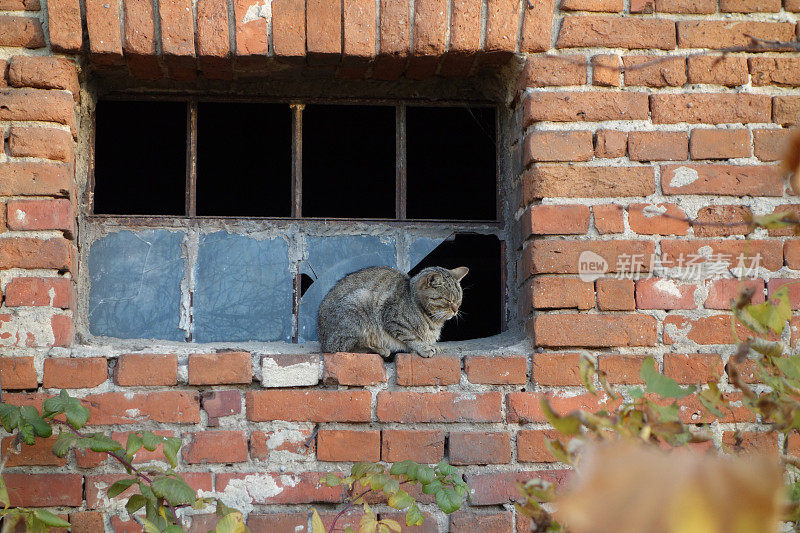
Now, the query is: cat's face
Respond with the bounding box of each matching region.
[413,266,469,321]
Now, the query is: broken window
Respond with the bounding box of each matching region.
[87,99,505,345]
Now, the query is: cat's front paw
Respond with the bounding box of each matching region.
[416,345,438,358]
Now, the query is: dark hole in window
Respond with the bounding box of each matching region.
[197,103,292,217]
[409,233,502,341]
[300,273,314,297]
[93,100,187,215]
[302,104,396,218]
[406,106,496,221]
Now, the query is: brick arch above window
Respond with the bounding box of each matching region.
[45,0,557,80]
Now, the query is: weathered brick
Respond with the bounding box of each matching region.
[0,238,73,270]
[650,94,771,124]
[693,205,753,237]
[317,430,380,462]
[2,436,66,467]
[0,357,37,389]
[520,0,556,53]
[247,390,372,422]
[661,164,783,196]
[381,429,445,463]
[232,0,269,65]
[87,473,211,508]
[307,0,342,62]
[8,127,73,162]
[0,15,45,48]
[121,0,159,79]
[525,131,594,163]
[594,130,627,159]
[557,16,676,49]
[523,166,655,201]
[529,276,594,310]
[450,511,513,533]
[464,355,527,385]
[6,199,74,233]
[46,0,83,52]
[395,353,460,386]
[774,96,800,126]
[704,279,765,309]
[84,391,200,425]
[262,354,320,387]
[188,351,252,385]
[662,239,783,271]
[516,430,561,462]
[250,427,315,461]
[115,353,178,386]
[523,205,591,235]
[449,0,481,55]
[596,278,635,310]
[485,0,519,54]
[272,0,305,60]
[519,55,586,88]
[592,54,620,87]
[201,390,241,426]
[0,0,40,10]
[5,277,73,308]
[158,0,195,60]
[523,240,654,275]
[377,391,502,422]
[627,202,689,235]
[247,514,309,532]
[768,278,800,309]
[628,131,688,161]
[507,392,620,423]
[654,0,715,10]
[663,314,773,345]
[342,0,375,61]
[598,354,644,384]
[561,0,623,10]
[7,56,79,101]
[84,0,123,64]
[687,56,748,87]
[51,314,73,347]
[0,162,71,197]
[690,129,750,160]
[525,91,648,123]
[532,352,581,385]
[374,0,410,79]
[43,357,107,389]
[677,21,795,49]
[322,352,384,386]
[786,0,800,11]
[722,431,779,456]
[0,89,74,130]
[787,240,800,269]
[6,474,82,507]
[184,431,248,464]
[215,472,340,504]
[593,204,625,234]
[635,278,696,309]
[531,314,657,347]
[753,128,794,161]
[69,511,104,533]
[450,432,511,465]
[750,57,800,87]
[720,0,781,12]
[664,353,722,384]
[623,55,686,87]
[466,470,570,506]
[196,0,231,77]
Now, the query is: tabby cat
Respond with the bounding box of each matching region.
[317,265,468,358]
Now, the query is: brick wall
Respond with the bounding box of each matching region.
[0,0,799,531]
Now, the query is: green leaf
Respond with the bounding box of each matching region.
[370,473,389,491]
[81,433,123,453]
[628,387,644,399]
[126,493,148,514]
[435,487,462,514]
[126,433,144,456]
[645,399,680,423]
[544,439,572,465]
[320,473,342,487]
[163,437,182,468]
[311,509,326,533]
[389,460,414,476]
[32,510,71,528]
[107,478,137,498]
[387,489,414,510]
[435,461,457,476]
[215,512,247,533]
[164,526,183,533]
[540,399,581,435]
[405,504,425,527]
[775,356,800,382]
[579,356,598,394]
[0,404,20,432]
[382,478,400,495]
[351,462,383,479]
[0,476,9,508]
[139,517,162,533]
[25,515,49,533]
[416,465,435,485]
[345,528,356,533]
[422,480,442,495]
[141,431,161,452]
[64,401,90,429]
[19,422,35,445]
[216,499,238,517]
[151,476,196,506]
[19,406,52,438]
[753,211,797,230]
[744,286,792,335]
[51,431,77,457]
[380,518,402,532]
[641,357,695,399]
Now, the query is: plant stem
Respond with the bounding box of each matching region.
[327,487,374,533]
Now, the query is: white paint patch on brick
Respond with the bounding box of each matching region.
[669,166,699,188]
[197,473,285,515]
[242,0,270,24]
[261,358,318,387]
[14,209,26,222]
[654,279,682,298]
[641,204,667,218]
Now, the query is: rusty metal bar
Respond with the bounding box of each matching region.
[185,99,198,217]
[291,104,304,218]
[396,105,407,220]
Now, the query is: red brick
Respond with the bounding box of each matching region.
[450,432,511,465]
[44,357,107,389]
[0,162,71,197]
[466,470,570,506]
[0,238,73,270]
[307,0,341,62]
[8,127,73,162]
[720,0,781,12]
[159,0,194,59]
[704,279,765,309]
[84,391,200,425]
[272,0,305,60]
[556,16,675,49]
[47,0,83,52]
[525,91,648,123]
[250,427,315,461]
[529,276,594,310]
[6,199,73,233]
[232,0,269,66]
[531,314,657,347]
[628,203,689,235]
[0,357,37,389]
[247,390,371,422]
[7,56,79,100]
[375,0,410,79]
[523,205,590,235]
[51,314,73,347]
[0,89,74,130]
[322,352,385,386]
[110,516,142,532]
[85,0,123,64]
[524,131,594,163]
[69,511,104,533]
[650,93,771,124]
[768,278,800,309]
[593,130,627,159]
[596,278,635,310]
[87,473,211,508]
[381,429,444,463]
[532,352,581,386]
[598,354,644,384]
[687,56,748,87]
[636,278,696,310]
[654,0,715,11]
[690,129,750,160]
[508,391,620,423]
[787,0,800,11]
[5,277,73,308]
[623,55,686,87]
[592,54,620,87]
[201,390,241,425]
[593,204,625,233]
[464,355,527,385]
[377,391,501,422]
[663,353,722,384]
[184,431,248,464]
[519,55,586,88]
[395,353,460,386]
[121,0,160,78]
[6,474,82,507]
[448,0,481,55]
[380,512,438,533]
[520,0,556,53]
[0,15,45,48]
[561,0,622,10]
[247,514,309,533]
[663,314,775,345]
[753,129,794,161]
[516,429,561,462]
[628,131,688,161]
[523,240,654,275]
[788,240,800,269]
[413,0,447,58]
[317,429,380,462]
[115,353,178,386]
[523,166,654,201]
[774,96,800,126]
[661,164,783,196]
[722,430,779,456]
[750,57,800,87]
[196,0,231,77]
[188,351,252,385]
[693,205,753,237]
[485,0,519,54]
[0,0,40,10]
[660,239,783,271]
[677,21,795,49]
[216,472,340,504]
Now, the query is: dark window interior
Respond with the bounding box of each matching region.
[197,103,292,217]
[406,106,497,221]
[302,104,396,218]
[409,233,502,341]
[93,100,187,215]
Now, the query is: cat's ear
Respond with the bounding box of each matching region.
[450,266,469,281]
[428,272,443,287]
